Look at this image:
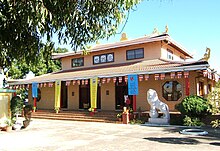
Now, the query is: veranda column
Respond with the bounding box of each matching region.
[54,80,61,113]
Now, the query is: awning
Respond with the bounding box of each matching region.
[9,59,210,85]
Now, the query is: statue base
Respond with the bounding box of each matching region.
[148,118,169,125]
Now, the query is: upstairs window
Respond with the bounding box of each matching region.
[126,48,144,60]
[72,57,84,67]
[93,53,114,64]
[167,49,173,60]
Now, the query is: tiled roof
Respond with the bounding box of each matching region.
[10,59,209,85]
[52,34,192,59]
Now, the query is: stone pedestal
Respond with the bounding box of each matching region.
[148,118,169,125]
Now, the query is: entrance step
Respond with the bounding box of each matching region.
[31,110,121,123]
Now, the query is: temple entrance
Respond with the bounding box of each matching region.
[61,81,68,108]
[79,80,101,110]
[115,77,133,110]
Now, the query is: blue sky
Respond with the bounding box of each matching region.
[54,0,220,73]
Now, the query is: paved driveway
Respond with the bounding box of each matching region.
[0,119,219,151]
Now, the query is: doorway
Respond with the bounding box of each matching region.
[79,80,101,109]
[61,81,68,108]
[115,77,133,110]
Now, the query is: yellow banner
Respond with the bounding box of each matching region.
[90,77,98,109]
[54,80,61,109]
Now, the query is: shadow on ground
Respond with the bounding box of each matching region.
[143,137,200,145]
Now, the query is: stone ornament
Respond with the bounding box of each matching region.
[147,89,170,120]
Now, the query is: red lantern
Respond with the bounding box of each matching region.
[72,80,76,85]
[119,77,122,83]
[144,74,149,80]
[85,79,88,85]
[124,76,128,83]
[107,78,111,83]
[184,71,189,78]
[139,75,144,81]
[170,72,175,79]
[44,83,47,87]
[160,73,165,80]
[77,80,81,85]
[154,74,159,80]
[203,70,208,77]
[113,77,117,83]
[102,78,106,84]
[177,72,182,79]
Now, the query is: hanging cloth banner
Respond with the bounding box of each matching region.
[54,80,61,109]
[32,82,38,98]
[128,74,139,95]
[90,77,98,109]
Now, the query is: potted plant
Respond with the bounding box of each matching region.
[116,113,122,121]
[55,107,60,114]
[3,118,13,132]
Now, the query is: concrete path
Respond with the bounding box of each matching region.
[0,119,219,151]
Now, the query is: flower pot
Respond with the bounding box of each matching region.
[2,126,12,132]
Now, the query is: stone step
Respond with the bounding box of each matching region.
[31,110,119,123]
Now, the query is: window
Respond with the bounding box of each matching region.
[163,81,182,101]
[93,53,114,64]
[208,84,212,93]
[167,49,173,60]
[126,48,144,60]
[199,81,204,96]
[72,57,84,67]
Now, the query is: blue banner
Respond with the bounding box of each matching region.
[128,74,139,95]
[32,82,38,98]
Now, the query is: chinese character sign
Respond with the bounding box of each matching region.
[32,82,38,98]
[128,74,139,95]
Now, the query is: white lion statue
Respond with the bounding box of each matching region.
[147,89,170,119]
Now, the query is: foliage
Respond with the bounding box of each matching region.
[4,118,13,126]
[117,113,122,118]
[183,115,204,127]
[210,119,220,128]
[10,96,24,118]
[207,81,220,114]
[129,119,144,125]
[176,95,210,118]
[176,95,210,126]
[0,0,141,68]
[207,81,220,128]
[7,45,68,79]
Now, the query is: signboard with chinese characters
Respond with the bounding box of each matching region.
[32,82,38,98]
[128,74,139,95]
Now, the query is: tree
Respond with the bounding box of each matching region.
[0,0,141,68]
[8,43,68,79]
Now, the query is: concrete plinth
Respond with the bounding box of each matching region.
[148,118,169,125]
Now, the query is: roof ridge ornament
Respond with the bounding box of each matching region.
[152,27,160,35]
[164,25,169,34]
[120,33,128,41]
[199,47,211,61]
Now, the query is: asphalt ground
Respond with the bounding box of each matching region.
[0,119,220,151]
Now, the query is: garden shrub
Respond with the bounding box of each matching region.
[175,95,210,126]
[10,96,24,119]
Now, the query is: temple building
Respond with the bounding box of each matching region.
[9,28,219,112]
